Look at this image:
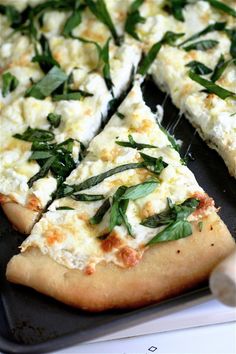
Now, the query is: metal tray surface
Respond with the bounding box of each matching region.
[0,79,235,354]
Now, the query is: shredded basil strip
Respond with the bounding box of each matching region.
[189,70,236,100]
[140,153,168,175]
[90,199,111,224]
[56,206,75,210]
[62,2,85,37]
[116,112,125,119]
[14,127,55,142]
[211,55,236,82]
[52,90,93,101]
[25,66,67,99]
[47,113,61,129]
[71,162,144,192]
[186,61,212,75]
[138,31,184,75]
[109,180,159,236]
[125,0,145,41]
[205,0,236,18]
[100,37,114,94]
[148,220,192,244]
[2,72,19,97]
[179,21,226,46]
[85,0,121,46]
[138,41,161,75]
[226,29,236,59]
[72,194,105,201]
[183,39,219,51]
[0,5,21,26]
[116,135,157,150]
[166,0,187,22]
[32,35,60,74]
[141,198,199,228]
[146,198,199,245]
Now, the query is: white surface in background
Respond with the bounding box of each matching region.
[53,299,236,354]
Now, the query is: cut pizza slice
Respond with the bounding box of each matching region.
[6,80,235,311]
[135,0,236,177]
[0,1,141,233]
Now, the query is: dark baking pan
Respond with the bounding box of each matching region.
[0,79,235,354]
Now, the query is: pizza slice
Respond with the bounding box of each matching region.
[135,0,236,177]
[0,1,141,233]
[6,80,235,311]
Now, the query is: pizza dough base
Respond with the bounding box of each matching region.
[2,202,40,235]
[6,212,235,311]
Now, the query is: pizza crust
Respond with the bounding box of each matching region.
[6,212,235,311]
[2,202,40,234]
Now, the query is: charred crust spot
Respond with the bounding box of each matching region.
[176,250,181,254]
[84,264,95,275]
[211,243,214,247]
[101,231,122,252]
[118,246,141,268]
[210,226,213,231]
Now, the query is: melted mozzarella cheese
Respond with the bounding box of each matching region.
[21,82,210,271]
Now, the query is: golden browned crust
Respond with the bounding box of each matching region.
[6,212,235,311]
[2,202,40,234]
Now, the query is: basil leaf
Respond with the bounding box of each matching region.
[189,70,236,100]
[109,186,127,230]
[120,180,158,201]
[55,183,75,199]
[186,61,213,75]
[85,0,121,46]
[179,22,226,46]
[2,72,19,97]
[56,206,75,210]
[138,42,162,75]
[168,0,187,22]
[198,221,203,232]
[90,198,111,224]
[101,37,113,93]
[147,220,192,245]
[25,66,67,99]
[29,151,53,160]
[141,197,199,228]
[0,5,21,26]
[161,31,185,45]
[28,155,56,188]
[205,0,236,18]
[226,29,236,59]
[47,113,62,129]
[72,193,105,201]
[125,0,145,41]
[119,200,133,236]
[157,122,180,151]
[211,55,236,82]
[138,31,183,75]
[32,35,60,73]
[141,209,174,228]
[116,135,157,150]
[72,162,144,192]
[62,5,83,37]
[140,153,168,175]
[183,39,219,51]
[116,112,125,119]
[14,127,55,142]
[52,90,93,101]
